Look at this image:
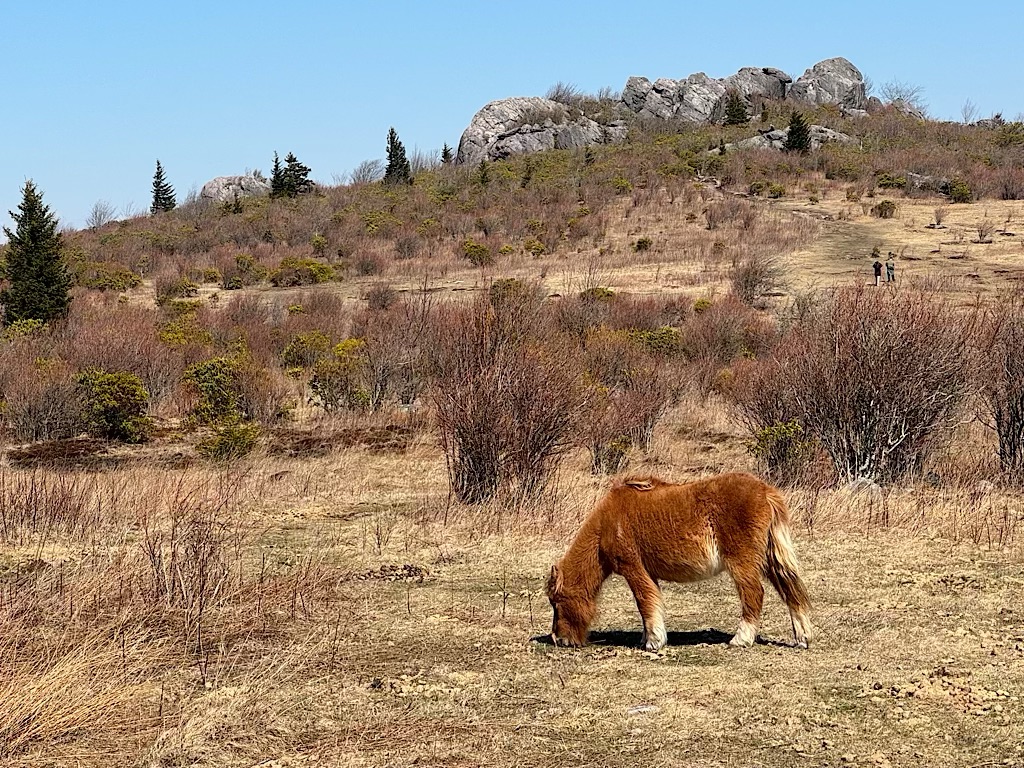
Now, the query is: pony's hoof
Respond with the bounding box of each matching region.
[728,635,755,648]
[795,638,809,650]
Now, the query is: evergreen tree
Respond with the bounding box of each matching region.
[270,152,285,198]
[783,110,812,153]
[1,181,72,325]
[282,152,313,196]
[150,160,176,213]
[723,90,749,125]
[440,142,454,164]
[384,127,412,185]
[270,151,312,198]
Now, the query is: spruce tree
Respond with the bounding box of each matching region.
[783,110,812,154]
[150,160,176,213]
[1,181,72,325]
[270,152,285,198]
[723,90,749,125]
[440,142,454,164]
[384,128,412,185]
[282,152,313,196]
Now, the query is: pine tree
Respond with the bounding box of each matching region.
[723,90,749,126]
[384,128,412,185]
[440,143,454,164]
[783,110,812,154]
[1,181,72,325]
[270,152,285,198]
[282,152,313,196]
[150,160,176,213]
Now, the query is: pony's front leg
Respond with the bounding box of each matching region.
[622,567,667,652]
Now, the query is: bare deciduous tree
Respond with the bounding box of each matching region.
[86,200,117,229]
[961,98,979,125]
[347,159,385,185]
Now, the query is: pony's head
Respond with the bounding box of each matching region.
[546,562,593,647]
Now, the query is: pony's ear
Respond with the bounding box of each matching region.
[549,564,564,596]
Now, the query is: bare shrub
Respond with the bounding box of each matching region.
[730,252,787,306]
[933,205,948,227]
[582,330,675,472]
[730,286,977,484]
[980,290,1024,481]
[545,81,583,106]
[976,219,995,243]
[431,290,587,504]
[349,159,385,185]
[0,346,82,442]
[680,295,775,395]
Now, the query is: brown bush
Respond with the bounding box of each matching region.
[730,286,978,484]
[980,290,1024,481]
[431,292,587,504]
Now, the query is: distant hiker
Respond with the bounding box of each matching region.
[872,259,883,286]
[886,253,895,282]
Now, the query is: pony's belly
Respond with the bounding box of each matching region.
[659,560,725,583]
[651,542,725,583]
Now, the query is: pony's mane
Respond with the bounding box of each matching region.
[617,476,666,492]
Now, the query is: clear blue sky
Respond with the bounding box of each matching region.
[3,1,1021,232]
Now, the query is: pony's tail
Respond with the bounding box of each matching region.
[763,488,812,648]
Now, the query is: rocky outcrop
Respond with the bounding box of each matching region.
[728,125,858,152]
[200,173,271,203]
[787,57,867,110]
[455,97,628,165]
[456,57,868,164]
[620,66,793,124]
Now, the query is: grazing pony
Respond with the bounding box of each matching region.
[546,473,811,651]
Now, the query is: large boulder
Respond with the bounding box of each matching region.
[456,97,627,165]
[201,173,271,203]
[723,67,792,101]
[787,57,867,110]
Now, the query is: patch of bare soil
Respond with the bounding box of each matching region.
[267,424,415,458]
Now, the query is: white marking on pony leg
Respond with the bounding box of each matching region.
[643,600,667,652]
[792,612,811,649]
[729,619,758,648]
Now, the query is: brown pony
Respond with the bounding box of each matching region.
[546,472,811,651]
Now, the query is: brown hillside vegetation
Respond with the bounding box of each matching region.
[1,105,1023,766]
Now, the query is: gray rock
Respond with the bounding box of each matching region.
[724,66,792,101]
[905,172,951,195]
[456,97,569,165]
[788,57,867,110]
[727,124,857,152]
[457,97,628,164]
[621,76,654,113]
[622,67,790,124]
[200,173,271,203]
[890,98,927,120]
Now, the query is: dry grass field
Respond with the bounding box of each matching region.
[2,403,1023,768]
[4,169,1024,766]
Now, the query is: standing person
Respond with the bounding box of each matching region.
[886,252,895,283]
[872,258,883,286]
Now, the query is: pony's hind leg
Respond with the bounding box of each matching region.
[727,563,764,648]
[621,567,667,652]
